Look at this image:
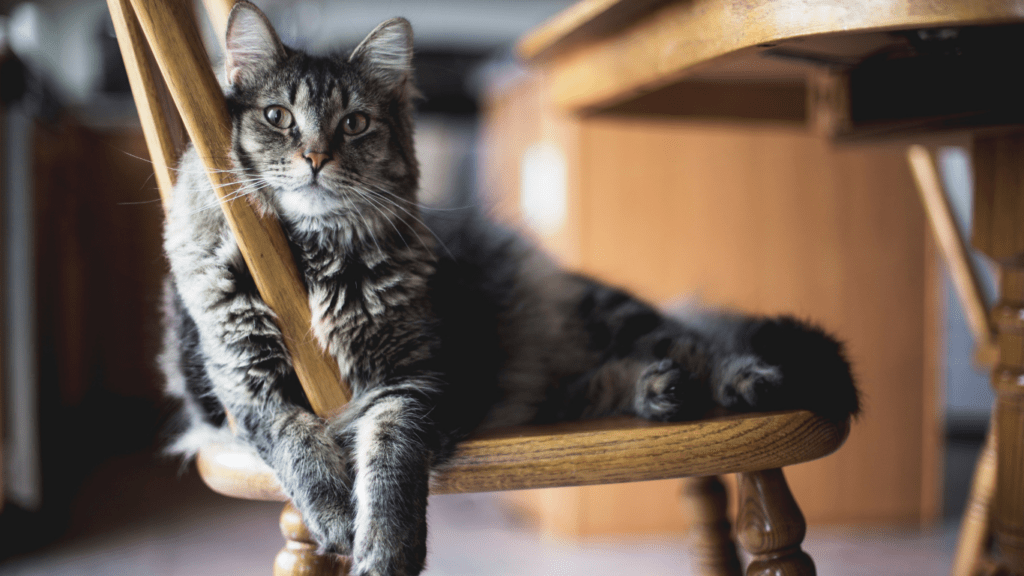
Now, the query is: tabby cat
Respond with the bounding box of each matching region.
[160,3,859,574]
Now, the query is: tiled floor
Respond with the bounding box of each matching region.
[1,448,961,576]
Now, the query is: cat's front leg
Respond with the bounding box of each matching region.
[166,239,355,552]
[335,383,436,576]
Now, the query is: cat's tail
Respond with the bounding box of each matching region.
[739,315,860,423]
[666,302,860,423]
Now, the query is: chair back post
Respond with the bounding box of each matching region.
[107,0,187,207]
[201,0,235,43]
[110,0,352,416]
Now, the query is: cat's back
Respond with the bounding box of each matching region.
[423,210,590,428]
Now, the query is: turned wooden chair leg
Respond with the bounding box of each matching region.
[951,423,998,576]
[274,502,351,576]
[682,476,743,576]
[736,469,815,576]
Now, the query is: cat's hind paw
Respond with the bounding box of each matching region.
[635,359,710,421]
[713,354,784,411]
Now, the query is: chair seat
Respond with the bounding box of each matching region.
[196,410,848,501]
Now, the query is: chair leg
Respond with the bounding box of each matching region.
[681,476,743,576]
[952,424,998,576]
[274,502,351,576]
[736,469,815,576]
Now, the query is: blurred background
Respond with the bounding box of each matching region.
[0,0,996,574]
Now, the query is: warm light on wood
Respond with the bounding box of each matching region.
[201,0,235,43]
[275,502,351,576]
[519,0,1024,113]
[123,0,351,416]
[107,0,187,208]
[907,145,996,363]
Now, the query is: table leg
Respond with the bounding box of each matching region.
[992,270,1024,572]
[972,134,1024,574]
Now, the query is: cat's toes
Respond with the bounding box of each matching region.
[715,355,783,410]
[635,359,707,421]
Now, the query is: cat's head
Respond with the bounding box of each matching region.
[223,1,419,227]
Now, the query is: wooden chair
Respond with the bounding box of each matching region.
[107,0,849,574]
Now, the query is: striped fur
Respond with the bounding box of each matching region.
[160,3,859,574]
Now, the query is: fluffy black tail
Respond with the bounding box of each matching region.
[743,315,860,423]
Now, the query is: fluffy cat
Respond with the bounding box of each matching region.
[160,2,859,574]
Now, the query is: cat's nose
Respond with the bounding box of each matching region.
[303,150,332,173]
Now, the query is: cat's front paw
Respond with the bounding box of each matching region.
[713,354,784,411]
[635,359,709,421]
[291,489,354,556]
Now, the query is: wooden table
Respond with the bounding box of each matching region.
[519,1,1024,574]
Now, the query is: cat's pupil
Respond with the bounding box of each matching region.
[343,113,368,135]
[264,105,292,128]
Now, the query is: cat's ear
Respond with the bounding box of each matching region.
[349,18,414,92]
[225,1,286,86]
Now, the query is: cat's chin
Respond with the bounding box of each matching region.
[276,184,347,220]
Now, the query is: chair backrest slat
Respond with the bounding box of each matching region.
[201,0,235,46]
[107,0,187,207]
[111,0,352,416]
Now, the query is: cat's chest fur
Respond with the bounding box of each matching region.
[290,222,437,389]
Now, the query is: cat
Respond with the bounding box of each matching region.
[159,2,859,575]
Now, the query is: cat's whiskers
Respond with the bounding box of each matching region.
[355,173,473,212]
[356,182,452,258]
[350,188,411,254]
[356,187,438,256]
[187,180,272,216]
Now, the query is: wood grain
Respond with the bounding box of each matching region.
[123,0,351,415]
[736,469,815,576]
[197,411,847,502]
[519,0,1024,113]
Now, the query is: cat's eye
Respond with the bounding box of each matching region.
[341,112,370,136]
[264,105,293,129]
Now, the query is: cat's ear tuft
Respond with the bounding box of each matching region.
[225,1,285,86]
[349,18,414,92]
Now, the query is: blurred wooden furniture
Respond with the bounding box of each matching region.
[517,0,1024,573]
[109,0,856,575]
[908,145,999,576]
